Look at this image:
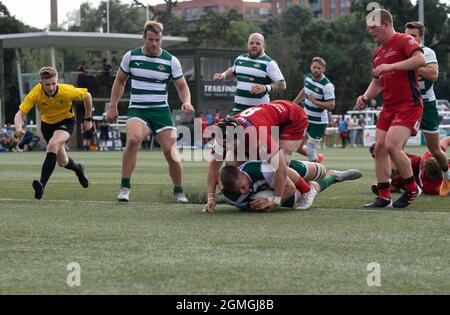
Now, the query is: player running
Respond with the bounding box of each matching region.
[14,67,92,199]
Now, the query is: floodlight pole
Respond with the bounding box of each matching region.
[106,0,111,62]
[106,0,110,33]
[419,0,425,42]
[418,0,424,24]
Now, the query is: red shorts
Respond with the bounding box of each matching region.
[278,105,308,141]
[376,105,423,136]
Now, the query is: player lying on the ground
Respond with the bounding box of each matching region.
[369,136,450,197]
[203,100,316,213]
[217,159,362,212]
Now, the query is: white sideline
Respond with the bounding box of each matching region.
[0,198,449,215]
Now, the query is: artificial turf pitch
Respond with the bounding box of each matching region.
[0,147,449,294]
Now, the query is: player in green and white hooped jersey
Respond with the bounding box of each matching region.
[293,57,335,163]
[107,21,195,203]
[219,160,362,212]
[213,33,286,115]
[405,21,450,195]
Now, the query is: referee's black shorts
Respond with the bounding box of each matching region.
[41,118,75,143]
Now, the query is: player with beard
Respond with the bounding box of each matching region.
[293,57,335,164]
[213,33,286,115]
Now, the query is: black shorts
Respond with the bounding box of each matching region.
[83,130,94,140]
[100,132,109,141]
[41,118,75,143]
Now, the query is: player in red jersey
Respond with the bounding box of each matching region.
[356,9,426,208]
[203,100,315,213]
[370,137,450,196]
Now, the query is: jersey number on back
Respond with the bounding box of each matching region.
[240,107,263,117]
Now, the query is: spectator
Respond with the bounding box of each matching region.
[356,114,366,146]
[17,126,35,152]
[81,120,95,151]
[77,61,89,73]
[338,115,349,148]
[204,109,214,126]
[102,58,112,76]
[349,115,358,147]
[99,113,110,151]
[213,109,223,124]
[369,98,378,110]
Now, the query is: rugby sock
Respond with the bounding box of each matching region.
[40,152,57,186]
[64,157,82,175]
[174,186,184,194]
[378,182,391,200]
[403,176,417,193]
[295,177,311,194]
[317,175,339,192]
[306,143,318,162]
[121,178,131,189]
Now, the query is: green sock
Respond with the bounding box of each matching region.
[121,178,131,189]
[317,175,338,192]
[174,186,183,194]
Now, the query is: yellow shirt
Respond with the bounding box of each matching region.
[19,83,88,124]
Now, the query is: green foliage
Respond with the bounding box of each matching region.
[0,1,31,121]
[279,5,314,36]
[184,10,247,48]
[224,20,262,48]
[2,0,450,122]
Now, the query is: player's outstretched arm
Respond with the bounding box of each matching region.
[203,159,224,213]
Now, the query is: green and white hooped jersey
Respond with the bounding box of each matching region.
[120,47,184,110]
[232,53,285,110]
[222,161,276,210]
[303,74,335,124]
[419,45,437,103]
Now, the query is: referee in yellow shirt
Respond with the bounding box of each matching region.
[14,67,93,199]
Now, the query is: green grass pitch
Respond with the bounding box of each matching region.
[0,147,449,294]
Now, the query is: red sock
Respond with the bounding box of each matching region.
[378,182,391,200]
[295,177,311,194]
[403,177,417,193]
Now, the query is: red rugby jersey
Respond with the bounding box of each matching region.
[372,33,423,109]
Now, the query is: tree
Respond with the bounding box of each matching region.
[351,0,450,102]
[278,5,314,37]
[184,10,256,48]
[0,1,30,123]
[131,0,185,35]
